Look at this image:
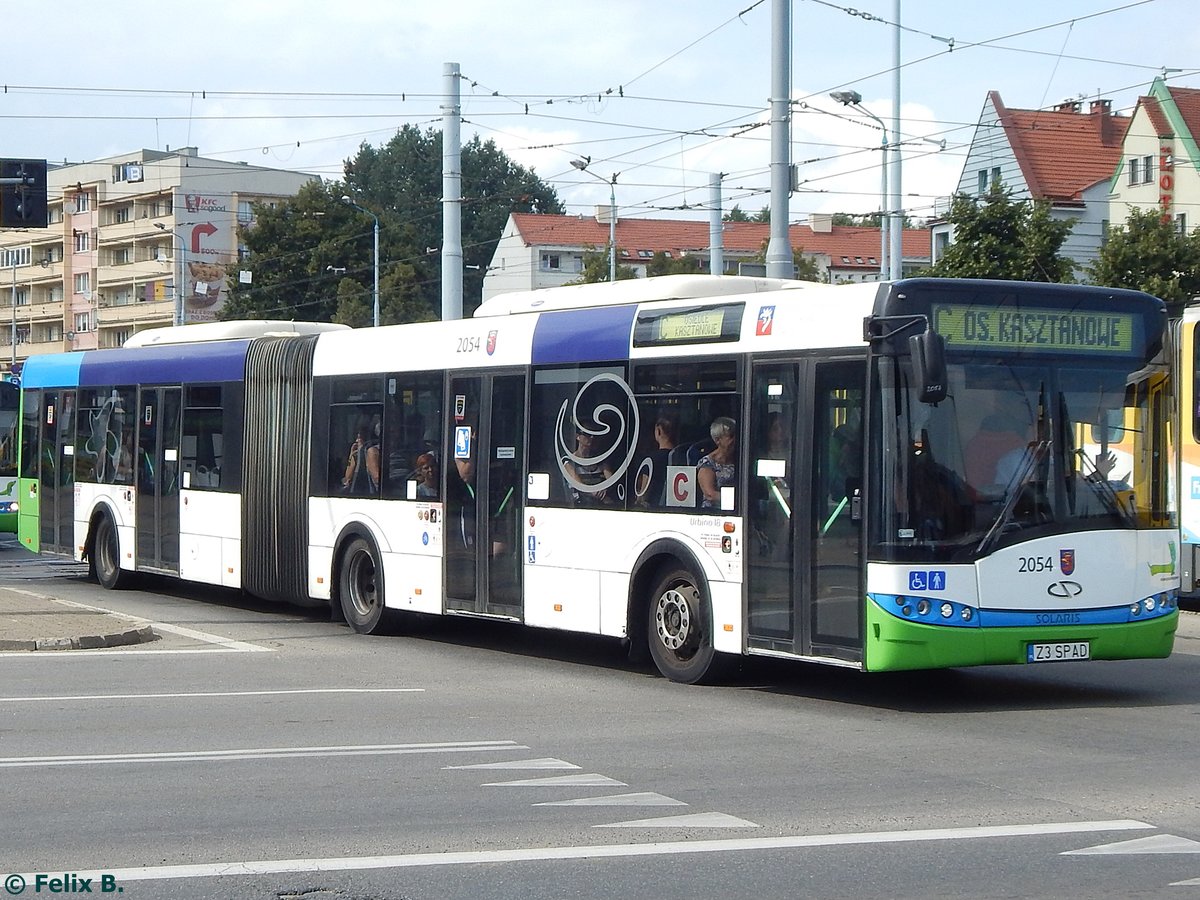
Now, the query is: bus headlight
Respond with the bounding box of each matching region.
[940,602,953,619]
[916,600,930,616]
[1130,603,1141,616]
[1144,597,1156,612]
[959,607,973,622]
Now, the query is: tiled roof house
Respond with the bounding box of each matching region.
[482,211,930,302]
[1107,77,1200,234]
[930,91,1128,279]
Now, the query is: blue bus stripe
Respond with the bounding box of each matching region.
[532,305,636,365]
[77,341,251,386]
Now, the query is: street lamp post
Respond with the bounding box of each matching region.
[830,90,889,280]
[570,159,617,282]
[154,223,186,326]
[342,196,380,328]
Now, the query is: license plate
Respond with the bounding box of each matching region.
[1027,641,1090,663]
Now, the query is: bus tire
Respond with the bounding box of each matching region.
[338,536,390,635]
[92,513,127,591]
[646,565,722,684]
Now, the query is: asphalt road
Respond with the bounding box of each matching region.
[3,533,1200,899]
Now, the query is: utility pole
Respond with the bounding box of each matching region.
[765,0,794,279]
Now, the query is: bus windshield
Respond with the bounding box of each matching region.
[871,353,1172,563]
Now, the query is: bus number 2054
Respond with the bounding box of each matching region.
[1018,556,1054,573]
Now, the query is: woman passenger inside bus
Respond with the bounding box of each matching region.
[698,416,737,509]
[563,422,615,505]
[414,452,439,499]
[343,421,382,494]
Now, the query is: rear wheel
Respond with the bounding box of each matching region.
[339,536,390,634]
[92,514,127,590]
[646,565,721,684]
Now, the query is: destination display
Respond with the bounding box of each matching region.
[932,304,1137,355]
[633,302,744,347]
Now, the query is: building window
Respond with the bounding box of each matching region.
[14,287,29,307]
[14,326,29,344]
[1177,213,1188,234]
[237,200,253,225]
[1101,219,1110,246]
[977,170,988,194]
[74,273,90,295]
[74,193,90,213]
[49,285,64,303]
[111,248,132,266]
[1,247,31,268]
[74,312,90,333]
[113,205,132,224]
[541,253,561,271]
[110,328,131,347]
[74,230,90,253]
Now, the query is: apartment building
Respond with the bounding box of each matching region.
[0,147,313,374]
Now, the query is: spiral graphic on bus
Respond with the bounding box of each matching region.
[555,372,640,496]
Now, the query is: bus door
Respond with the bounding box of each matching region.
[135,387,182,573]
[37,389,76,554]
[746,359,864,662]
[444,372,526,619]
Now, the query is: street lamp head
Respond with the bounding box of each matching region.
[569,158,590,171]
[154,222,167,231]
[830,90,863,107]
[341,195,353,205]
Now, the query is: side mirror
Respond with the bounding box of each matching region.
[909,330,947,404]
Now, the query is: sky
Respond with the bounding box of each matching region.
[4,0,1198,227]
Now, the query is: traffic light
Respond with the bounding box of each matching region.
[0,158,49,228]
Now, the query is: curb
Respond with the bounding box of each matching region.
[0,626,158,652]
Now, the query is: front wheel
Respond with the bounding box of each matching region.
[646,565,722,684]
[91,514,128,590]
[338,536,391,635]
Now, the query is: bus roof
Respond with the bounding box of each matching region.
[474,274,811,317]
[123,320,348,348]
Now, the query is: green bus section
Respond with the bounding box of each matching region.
[864,602,1179,672]
[16,476,38,552]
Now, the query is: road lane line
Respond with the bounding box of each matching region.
[17,820,1154,884]
[0,688,423,703]
[0,741,528,768]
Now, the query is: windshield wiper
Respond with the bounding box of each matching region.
[975,438,1051,556]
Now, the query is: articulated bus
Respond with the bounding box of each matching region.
[1,379,17,532]
[15,276,1179,681]
[1176,304,1200,598]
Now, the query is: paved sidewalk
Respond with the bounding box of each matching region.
[0,587,158,651]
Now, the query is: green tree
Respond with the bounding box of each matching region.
[925,185,1075,283]
[645,251,704,277]
[1089,207,1200,314]
[571,243,638,283]
[331,277,371,328]
[723,205,751,223]
[224,125,563,323]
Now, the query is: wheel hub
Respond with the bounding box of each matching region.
[655,588,692,651]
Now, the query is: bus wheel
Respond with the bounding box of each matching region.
[339,536,389,635]
[647,566,718,684]
[92,514,127,591]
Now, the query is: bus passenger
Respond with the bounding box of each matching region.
[564,423,614,505]
[343,422,381,494]
[698,416,737,509]
[414,451,439,498]
[635,412,679,506]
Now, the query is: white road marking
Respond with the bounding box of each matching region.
[482,774,627,787]
[0,741,528,768]
[18,820,1154,884]
[1063,833,1200,855]
[595,812,758,828]
[1,648,260,658]
[0,591,270,653]
[534,792,686,807]
[444,758,580,770]
[1172,877,1200,886]
[0,688,423,703]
